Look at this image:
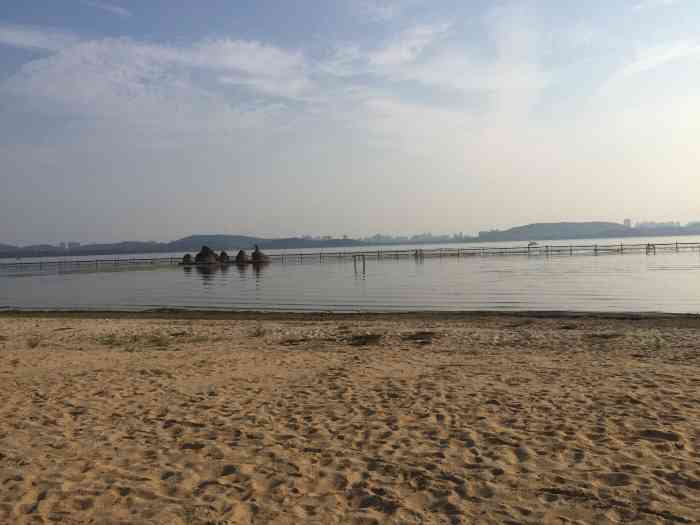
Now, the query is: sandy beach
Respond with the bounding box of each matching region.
[0,312,698,524]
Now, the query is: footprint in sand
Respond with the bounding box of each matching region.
[599,472,632,487]
[639,429,681,442]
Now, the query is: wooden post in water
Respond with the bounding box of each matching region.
[570,245,573,256]
[594,244,598,256]
[362,254,366,273]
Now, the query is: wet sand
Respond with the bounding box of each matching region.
[0,312,698,524]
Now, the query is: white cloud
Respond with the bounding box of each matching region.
[0,23,80,51]
[369,23,450,66]
[358,0,432,22]
[186,39,310,98]
[634,0,680,10]
[360,1,402,21]
[618,40,700,77]
[82,1,132,18]
[601,39,700,95]
[1,33,312,128]
[324,6,547,125]
[0,6,548,146]
[318,44,364,77]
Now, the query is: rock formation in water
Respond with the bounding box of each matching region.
[235,250,249,264]
[251,244,270,263]
[194,246,219,264]
[219,251,230,263]
[182,253,193,265]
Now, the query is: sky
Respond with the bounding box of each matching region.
[1,0,699,245]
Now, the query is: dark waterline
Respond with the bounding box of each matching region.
[2,240,700,313]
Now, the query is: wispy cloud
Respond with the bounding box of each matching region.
[600,39,700,96]
[0,5,549,140]
[359,0,417,21]
[82,1,132,18]
[186,39,309,98]
[360,1,400,21]
[0,23,80,51]
[369,23,450,66]
[633,0,681,10]
[618,40,700,77]
[324,5,547,124]
[0,30,312,139]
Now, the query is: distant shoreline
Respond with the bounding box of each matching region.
[3,223,700,259]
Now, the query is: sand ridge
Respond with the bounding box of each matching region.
[0,315,698,524]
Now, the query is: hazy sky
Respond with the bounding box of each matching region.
[1,1,699,244]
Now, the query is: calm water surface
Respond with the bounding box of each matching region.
[1,237,700,313]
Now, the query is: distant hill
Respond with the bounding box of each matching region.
[0,243,18,253]
[478,222,627,241]
[478,221,700,242]
[166,235,263,251]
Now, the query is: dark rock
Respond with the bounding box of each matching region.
[235,249,249,264]
[251,244,270,263]
[194,246,219,265]
[182,253,193,265]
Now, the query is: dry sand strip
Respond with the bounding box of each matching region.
[0,313,699,524]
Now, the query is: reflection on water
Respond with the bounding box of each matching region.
[1,250,700,313]
[188,263,269,285]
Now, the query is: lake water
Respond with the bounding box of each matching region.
[1,237,700,313]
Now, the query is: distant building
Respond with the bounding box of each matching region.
[59,242,67,249]
[623,219,631,228]
[67,242,81,249]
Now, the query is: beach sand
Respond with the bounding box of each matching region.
[0,312,698,524]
